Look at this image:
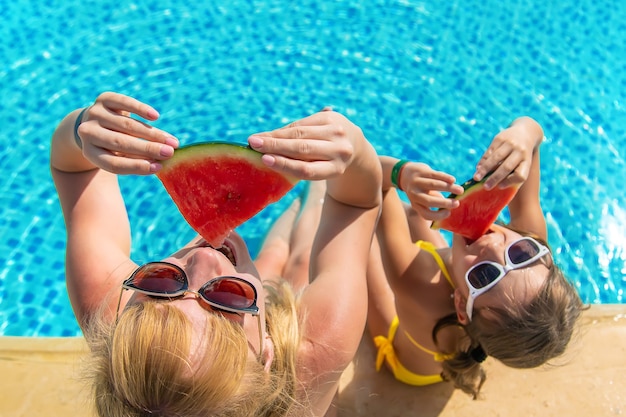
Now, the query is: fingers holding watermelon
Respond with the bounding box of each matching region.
[473,116,543,190]
[256,152,348,181]
[248,111,361,181]
[400,162,464,221]
[77,92,180,175]
[474,138,529,190]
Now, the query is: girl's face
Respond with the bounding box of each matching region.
[125,231,269,363]
[450,224,551,323]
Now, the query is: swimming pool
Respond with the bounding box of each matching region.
[1,0,624,337]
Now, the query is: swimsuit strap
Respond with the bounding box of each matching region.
[403,330,455,362]
[415,240,455,289]
[375,317,454,366]
[374,316,401,371]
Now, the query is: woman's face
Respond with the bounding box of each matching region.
[125,231,268,362]
[450,224,551,322]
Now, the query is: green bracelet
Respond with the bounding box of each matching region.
[73,107,88,149]
[390,159,409,190]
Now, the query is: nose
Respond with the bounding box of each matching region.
[184,247,234,288]
[478,234,506,262]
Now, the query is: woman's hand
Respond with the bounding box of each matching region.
[473,116,543,190]
[76,92,179,175]
[247,110,360,180]
[399,162,464,221]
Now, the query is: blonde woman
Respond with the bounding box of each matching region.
[367,117,584,398]
[51,92,381,416]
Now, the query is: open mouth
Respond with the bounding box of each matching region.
[464,237,476,246]
[198,238,237,266]
[464,229,495,246]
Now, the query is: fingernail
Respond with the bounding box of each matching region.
[249,136,263,149]
[160,145,174,157]
[147,108,160,119]
[261,154,275,166]
[150,162,162,173]
[165,136,179,148]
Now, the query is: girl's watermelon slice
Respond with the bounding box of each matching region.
[431,175,520,240]
[156,142,298,247]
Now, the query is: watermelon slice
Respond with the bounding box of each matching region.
[431,175,520,240]
[156,142,298,247]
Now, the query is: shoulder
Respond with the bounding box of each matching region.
[393,245,455,317]
[387,241,446,288]
[67,257,137,327]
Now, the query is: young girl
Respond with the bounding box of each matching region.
[367,117,584,398]
[51,92,381,416]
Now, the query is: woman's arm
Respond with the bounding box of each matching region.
[247,111,381,377]
[50,92,178,325]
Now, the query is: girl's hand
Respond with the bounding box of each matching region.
[400,162,464,221]
[473,117,543,190]
[77,92,179,175]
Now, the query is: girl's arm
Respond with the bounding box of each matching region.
[473,117,546,239]
[379,156,463,244]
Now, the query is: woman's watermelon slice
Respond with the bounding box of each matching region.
[156,142,298,247]
[431,175,520,240]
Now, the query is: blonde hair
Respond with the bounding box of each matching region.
[434,236,585,399]
[84,280,308,417]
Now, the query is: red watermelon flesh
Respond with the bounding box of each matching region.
[156,142,298,247]
[431,175,519,241]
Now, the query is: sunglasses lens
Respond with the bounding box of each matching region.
[131,263,186,293]
[508,239,541,264]
[467,264,502,289]
[201,278,256,310]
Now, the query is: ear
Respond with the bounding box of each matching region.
[262,335,275,373]
[453,288,470,325]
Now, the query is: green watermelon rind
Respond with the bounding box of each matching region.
[160,142,296,185]
[443,176,485,201]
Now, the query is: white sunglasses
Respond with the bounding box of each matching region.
[465,237,551,321]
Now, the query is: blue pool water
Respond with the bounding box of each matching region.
[1,0,625,337]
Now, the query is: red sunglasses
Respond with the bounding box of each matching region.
[115,261,263,354]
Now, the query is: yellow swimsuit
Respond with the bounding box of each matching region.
[374,240,455,386]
